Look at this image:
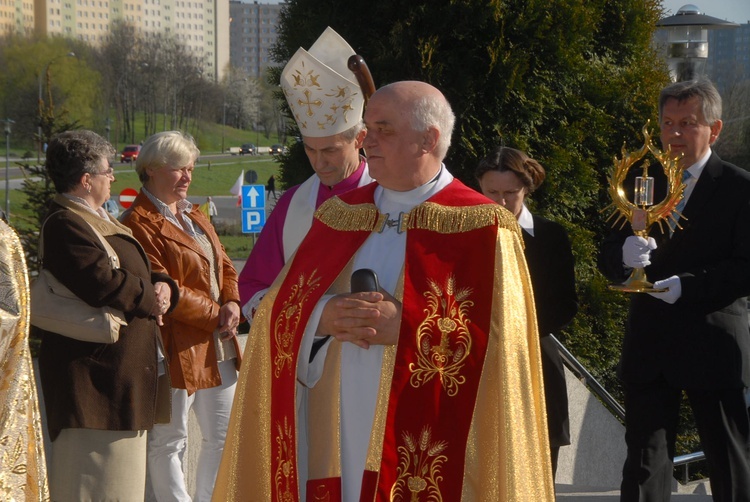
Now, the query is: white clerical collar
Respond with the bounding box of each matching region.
[375,164,453,210]
[374,165,453,233]
[518,204,534,237]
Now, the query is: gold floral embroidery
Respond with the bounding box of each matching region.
[274,416,296,502]
[409,276,472,396]
[273,271,321,378]
[319,85,358,128]
[390,427,448,502]
[0,221,49,501]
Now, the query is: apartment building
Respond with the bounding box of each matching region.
[1,0,229,80]
[228,0,282,79]
[1,0,35,35]
[707,22,750,89]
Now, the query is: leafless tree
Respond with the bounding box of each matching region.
[222,67,260,131]
[712,63,750,170]
[97,23,216,147]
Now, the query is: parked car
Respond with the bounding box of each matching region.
[240,143,256,155]
[120,144,141,163]
[269,144,284,155]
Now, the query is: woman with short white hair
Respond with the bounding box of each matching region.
[122,130,242,502]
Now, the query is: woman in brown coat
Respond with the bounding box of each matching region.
[37,130,178,501]
[121,131,242,502]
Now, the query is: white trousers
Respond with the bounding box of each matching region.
[147,360,237,502]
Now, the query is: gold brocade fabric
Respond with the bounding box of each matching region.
[213,277,279,501]
[461,228,552,500]
[0,221,50,501]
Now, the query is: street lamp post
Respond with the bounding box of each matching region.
[37,52,76,163]
[3,119,14,222]
[256,105,260,149]
[221,97,227,154]
[656,5,738,82]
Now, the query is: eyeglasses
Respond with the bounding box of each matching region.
[93,167,115,177]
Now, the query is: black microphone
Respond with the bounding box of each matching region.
[351,268,380,293]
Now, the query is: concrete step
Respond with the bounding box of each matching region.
[555,480,712,500]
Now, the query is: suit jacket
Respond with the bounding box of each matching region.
[122,192,242,394]
[523,215,578,338]
[601,152,750,389]
[523,214,578,446]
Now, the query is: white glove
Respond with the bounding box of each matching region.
[648,276,682,304]
[622,236,657,268]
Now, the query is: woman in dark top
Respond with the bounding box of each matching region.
[476,146,578,476]
[36,130,178,501]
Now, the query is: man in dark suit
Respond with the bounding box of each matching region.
[601,78,750,501]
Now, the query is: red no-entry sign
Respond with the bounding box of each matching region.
[119,188,138,209]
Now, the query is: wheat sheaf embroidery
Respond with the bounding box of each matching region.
[409,276,473,397]
[390,426,448,502]
[274,416,296,502]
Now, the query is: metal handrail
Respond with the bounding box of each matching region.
[673,452,707,484]
[549,334,705,484]
[550,334,625,420]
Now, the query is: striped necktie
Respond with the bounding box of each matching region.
[670,169,692,234]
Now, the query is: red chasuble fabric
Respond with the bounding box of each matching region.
[374,222,496,501]
[267,193,375,499]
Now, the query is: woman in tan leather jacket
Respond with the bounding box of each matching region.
[121,131,242,502]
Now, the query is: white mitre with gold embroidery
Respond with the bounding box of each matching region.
[281,27,364,138]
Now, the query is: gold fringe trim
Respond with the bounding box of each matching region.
[314,197,522,240]
[406,202,522,238]
[314,198,384,231]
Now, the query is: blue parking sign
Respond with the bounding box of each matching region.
[242,209,266,233]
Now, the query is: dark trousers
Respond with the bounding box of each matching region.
[620,377,750,502]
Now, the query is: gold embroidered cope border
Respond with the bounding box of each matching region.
[273,270,321,378]
[274,416,296,502]
[0,221,49,500]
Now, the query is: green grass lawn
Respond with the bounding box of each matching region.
[6,112,288,157]
[109,156,279,197]
[187,119,289,154]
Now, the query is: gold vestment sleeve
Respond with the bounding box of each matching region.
[0,221,50,501]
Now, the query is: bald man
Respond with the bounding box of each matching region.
[214,81,553,501]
